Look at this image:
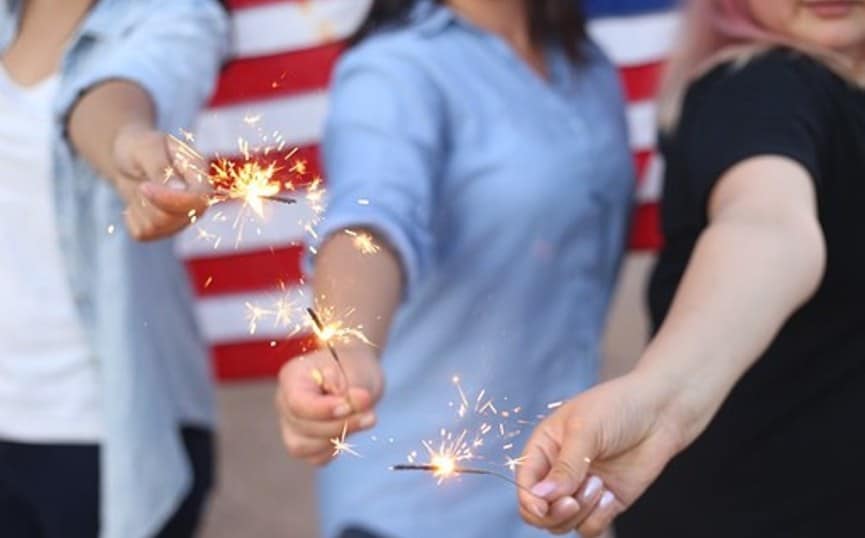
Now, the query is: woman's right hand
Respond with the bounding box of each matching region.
[516,373,689,537]
[275,346,384,466]
[112,123,212,241]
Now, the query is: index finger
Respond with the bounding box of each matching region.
[167,135,211,193]
[516,437,555,523]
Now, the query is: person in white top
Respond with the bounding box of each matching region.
[0,0,228,536]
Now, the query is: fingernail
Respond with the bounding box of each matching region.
[359,413,375,428]
[530,480,557,499]
[139,183,154,198]
[167,178,187,191]
[560,496,580,514]
[532,503,548,518]
[333,404,351,418]
[599,490,615,510]
[581,476,603,502]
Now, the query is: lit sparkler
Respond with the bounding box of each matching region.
[389,376,568,497]
[331,421,360,458]
[169,123,320,249]
[390,463,539,497]
[307,307,358,412]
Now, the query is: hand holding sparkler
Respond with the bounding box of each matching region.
[516,375,683,538]
[112,124,211,241]
[275,343,383,466]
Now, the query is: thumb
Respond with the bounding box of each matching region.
[530,420,597,502]
[140,181,209,216]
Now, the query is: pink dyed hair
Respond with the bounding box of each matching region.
[658,0,855,128]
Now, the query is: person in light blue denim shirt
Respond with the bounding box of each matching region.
[0,1,228,537]
[274,1,635,537]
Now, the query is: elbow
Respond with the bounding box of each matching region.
[793,216,826,304]
[765,211,826,308]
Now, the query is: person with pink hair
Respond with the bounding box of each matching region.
[514,1,865,537]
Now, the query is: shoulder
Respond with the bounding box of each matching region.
[663,48,836,198]
[331,30,447,115]
[85,0,228,38]
[684,48,837,116]
[335,26,443,81]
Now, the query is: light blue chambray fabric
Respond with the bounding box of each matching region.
[312,2,636,537]
[0,1,228,536]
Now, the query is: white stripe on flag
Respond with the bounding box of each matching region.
[628,100,657,151]
[176,198,319,258]
[196,92,655,160]
[195,90,328,156]
[231,0,372,59]
[637,153,664,203]
[195,286,313,344]
[229,2,677,67]
[589,11,679,67]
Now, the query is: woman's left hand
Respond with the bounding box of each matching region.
[112,124,211,241]
[516,374,686,537]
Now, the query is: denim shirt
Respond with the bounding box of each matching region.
[313,2,635,537]
[0,1,228,536]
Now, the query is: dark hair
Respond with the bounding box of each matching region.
[350,0,587,62]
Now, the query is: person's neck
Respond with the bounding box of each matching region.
[447,0,532,48]
[445,0,547,77]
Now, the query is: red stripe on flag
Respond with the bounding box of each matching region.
[187,246,305,296]
[212,335,318,380]
[634,149,653,181]
[209,44,343,108]
[620,61,664,103]
[209,145,322,184]
[629,202,663,251]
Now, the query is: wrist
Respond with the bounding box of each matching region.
[112,122,155,176]
[627,358,715,455]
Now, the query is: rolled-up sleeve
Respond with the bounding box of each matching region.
[65,0,229,131]
[313,45,445,297]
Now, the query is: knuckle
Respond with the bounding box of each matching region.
[310,453,334,467]
[282,434,303,457]
[285,391,305,417]
[555,459,581,481]
[518,507,542,528]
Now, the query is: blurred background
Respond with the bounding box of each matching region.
[191,1,676,536]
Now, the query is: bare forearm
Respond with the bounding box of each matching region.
[313,230,404,352]
[67,80,156,181]
[636,213,825,448]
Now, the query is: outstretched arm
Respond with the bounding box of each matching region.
[517,155,826,537]
[65,0,228,240]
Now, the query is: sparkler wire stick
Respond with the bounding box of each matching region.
[261,194,297,205]
[307,307,356,413]
[210,190,297,206]
[389,464,542,498]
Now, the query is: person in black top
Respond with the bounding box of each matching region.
[513,1,865,537]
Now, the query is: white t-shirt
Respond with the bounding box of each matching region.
[0,63,102,443]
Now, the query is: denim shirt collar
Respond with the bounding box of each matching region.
[0,0,18,50]
[78,0,130,39]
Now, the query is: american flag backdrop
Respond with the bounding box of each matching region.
[182,0,679,381]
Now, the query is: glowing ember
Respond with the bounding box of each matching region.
[430,454,457,478]
[307,306,374,348]
[344,229,381,255]
[505,455,527,472]
[330,421,360,458]
[210,157,281,217]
